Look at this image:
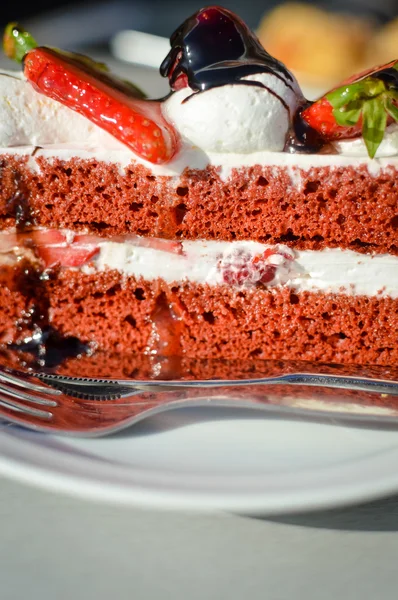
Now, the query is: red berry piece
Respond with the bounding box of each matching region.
[37,244,99,268]
[128,237,183,255]
[301,60,398,157]
[220,249,253,286]
[22,47,179,164]
[30,229,99,268]
[3,24,180,164]
[219,246,295,288]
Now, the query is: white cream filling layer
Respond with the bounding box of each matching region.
[1,230,396,297]
[87,240,398,298]
[3,144,398,183]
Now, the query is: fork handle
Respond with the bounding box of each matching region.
[36,372,398,399]
[261,374,398,396]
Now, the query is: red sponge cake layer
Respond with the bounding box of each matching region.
[0,153,396,254]
[1,266,396,367]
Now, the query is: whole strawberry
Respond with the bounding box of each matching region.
[3,23,179,164]
[301,60,398,158]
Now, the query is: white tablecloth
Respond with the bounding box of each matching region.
[1,477,398,600]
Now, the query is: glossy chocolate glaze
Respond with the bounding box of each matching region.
[159,6,324,152]
[5,260,88,369]
[285,100,326,154]
[160,6,296,95]
[1,171,89,369]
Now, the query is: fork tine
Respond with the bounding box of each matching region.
[0,370,62,395]
[0,381,57,407]
[0,391,53,419]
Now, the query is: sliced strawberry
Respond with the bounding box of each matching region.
[73,233,104,246]
[0,228,99,267]
[0,225,188,271]
[126,235,183,254]
[301,97,362,140]
[342,60,398,87]
[3,24,179,164]
[29,229,100,268]
[23,47,178,164]
[29,229,67,246]
[0,229,67,253]
[165,49,190,91]
[301,60,398,157]
[173,72,189,91]
[37,244,99,268]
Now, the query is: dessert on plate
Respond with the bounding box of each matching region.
[0,6,397,373]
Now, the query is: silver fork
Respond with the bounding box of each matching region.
[0,367,398,436]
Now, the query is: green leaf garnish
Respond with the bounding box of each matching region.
[362,98,387,159]
[325,73,398,158]
[3,22,37,62]
[333,104,362,127]
[385,98,398,122]
[327,82,366,108]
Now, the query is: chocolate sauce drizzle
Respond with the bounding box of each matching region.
[160,6,323,153]
[7,261,88,370]
[5,173,32,230]
[285,100,326,154]
[160,6,294,92]
[2,175,89,370]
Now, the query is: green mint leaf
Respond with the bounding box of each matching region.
[389,90,398,101]
[362,97,387,158]
[385,98,398,123]
[326,82,365,109]
[326,78,386,121]
[3,23,37,62]
[333,99,362,127]
[333,106,362,127]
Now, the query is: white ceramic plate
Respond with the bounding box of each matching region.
[1,405,398,514]
[0,62,397,514]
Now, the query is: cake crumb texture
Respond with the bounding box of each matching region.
[0,155,397,253]
[0,267,396,366]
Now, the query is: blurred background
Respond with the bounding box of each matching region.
[1,0,398,95]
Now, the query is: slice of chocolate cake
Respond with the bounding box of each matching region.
[0,7,397,371]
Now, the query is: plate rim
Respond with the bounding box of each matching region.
[1,423,398,514]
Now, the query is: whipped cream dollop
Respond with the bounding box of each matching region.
[0,70,123,149]
[163,73,301,153]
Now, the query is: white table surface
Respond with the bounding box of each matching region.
[1,476,398,600]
